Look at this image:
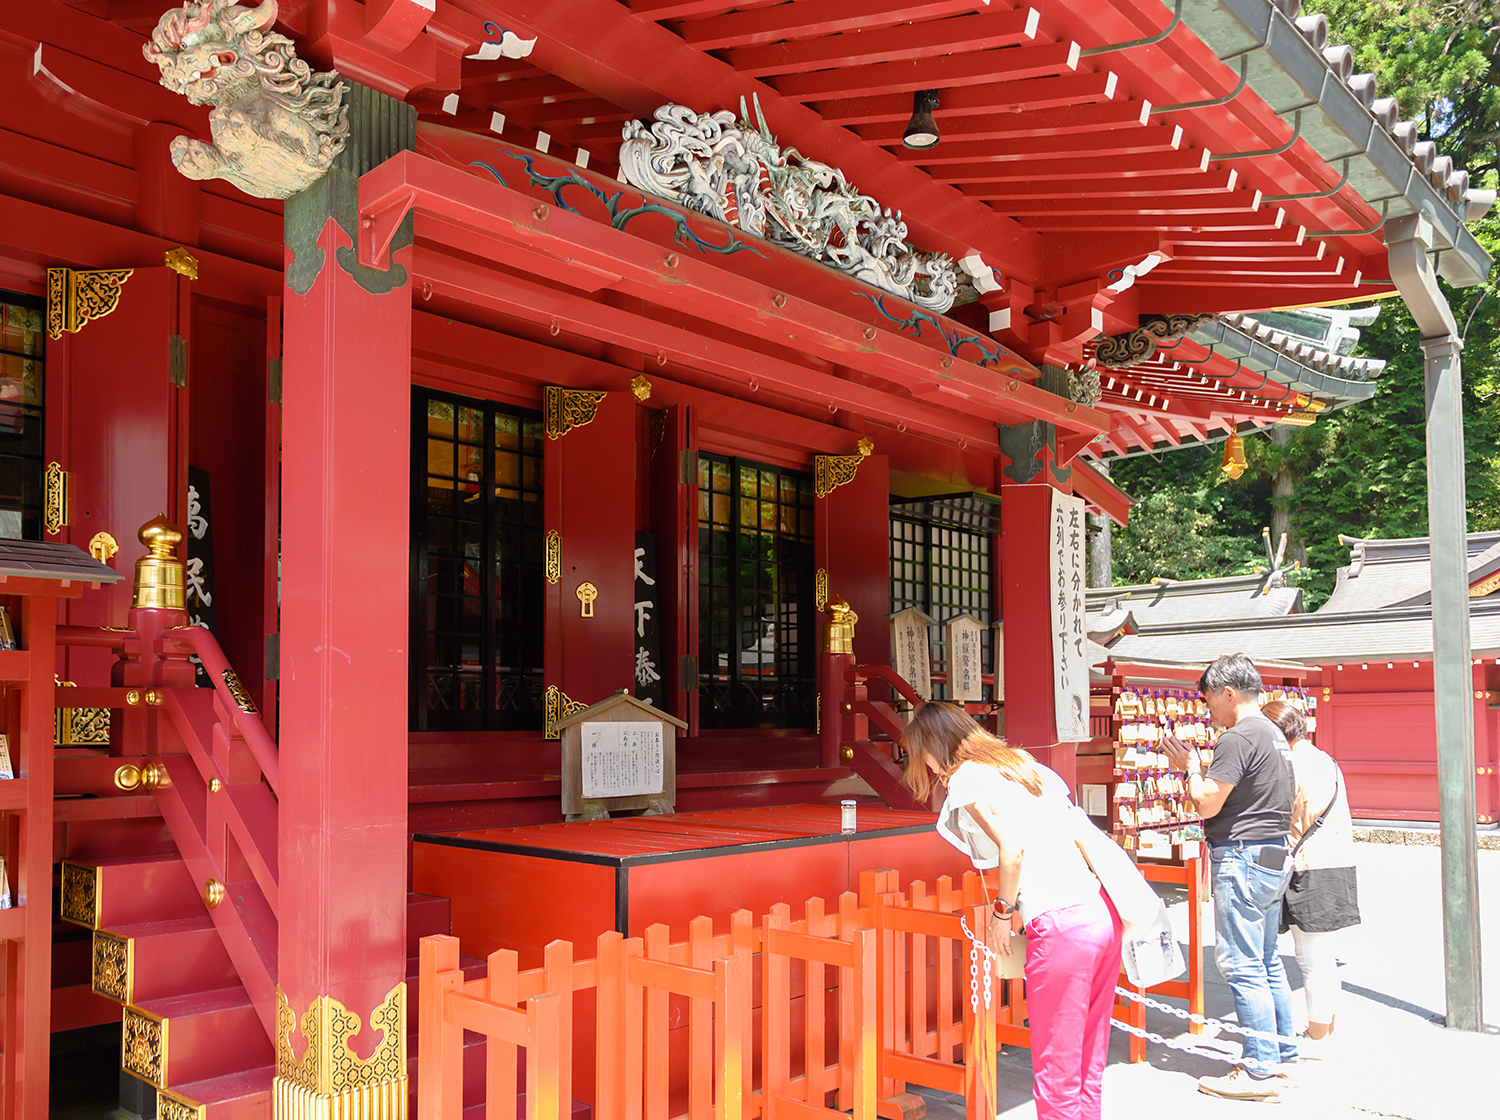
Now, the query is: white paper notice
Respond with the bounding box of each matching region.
[1050,489,1090,742]
[581,721,664,798]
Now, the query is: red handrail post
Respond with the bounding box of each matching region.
[820,650,853,766]
[961,904,996,1120]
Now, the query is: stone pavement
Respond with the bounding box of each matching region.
[917,841,1500,1119]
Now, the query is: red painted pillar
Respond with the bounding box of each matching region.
[999,478,1076,791]
[274,90,415,1117]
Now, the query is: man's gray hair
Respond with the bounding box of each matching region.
[1198,653,1264,698]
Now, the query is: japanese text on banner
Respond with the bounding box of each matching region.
[1049,490,1090,741]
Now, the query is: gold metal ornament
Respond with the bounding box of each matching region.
[44,462,69,535]
[823,597,858,655]
[60,860,100,927]
[209,777,223,794]
[1471,570,1500,598]
[814,568,829,612]
[203,879,224,908]
[576,582,598,617]
[544,386,607,439]
[813,436,874,498]
[126,690,142,706]
[92,930,134,1004]
[544,684,587,740]
[222,669,258,713]
[114,762,169,792]
[630,374,652,402]
[545,529,561,584]
[163,247,199,280]
[133,515,185,610]
[89,531,120,564]
[273,984,406,1116]
[122,1004,167,1087]
[47,267,133,339]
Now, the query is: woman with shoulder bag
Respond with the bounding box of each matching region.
[902,703,1122,1120]
[1261,700,1360,1053]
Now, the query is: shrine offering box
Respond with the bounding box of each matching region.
[412,804,970,966]
[556,692,685,816]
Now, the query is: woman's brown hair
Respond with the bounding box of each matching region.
[1261,699,1308,745]
[900,702,1043,801]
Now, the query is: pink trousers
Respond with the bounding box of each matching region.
[1023,889,1124,1120]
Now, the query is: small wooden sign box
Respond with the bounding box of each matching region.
[557,692,686,817]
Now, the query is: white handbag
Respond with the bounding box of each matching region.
[1070,806,1185,987]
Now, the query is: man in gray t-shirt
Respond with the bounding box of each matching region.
[1164,653,1297,1100]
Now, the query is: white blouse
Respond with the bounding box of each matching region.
[936,760,1102,925]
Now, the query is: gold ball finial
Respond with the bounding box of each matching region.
[133,515,186,611]
[139,513,182,558]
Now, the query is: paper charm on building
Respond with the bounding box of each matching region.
[620,98,958,312]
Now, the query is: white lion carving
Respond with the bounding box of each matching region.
[144,0,349,200]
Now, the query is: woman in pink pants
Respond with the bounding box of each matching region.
[904,704,1124,1120]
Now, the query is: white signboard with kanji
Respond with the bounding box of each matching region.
[945,614,985,702]
[1049,489,1090,741]
[581,720,665,798]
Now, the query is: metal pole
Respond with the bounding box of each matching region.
[1389,214,1484,1030]
[1422,333,1484,1030]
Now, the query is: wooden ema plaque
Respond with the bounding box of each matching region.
[556,692,685,816]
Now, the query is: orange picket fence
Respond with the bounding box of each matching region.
[417,863,1203,1120]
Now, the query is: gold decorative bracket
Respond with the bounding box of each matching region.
[158,1088,205,1120]
[630,374,652,401]
[814,568,829,612]
[814,436,874,499]
[274,984,406,1116]
[1472,571,1500,598]
[47,267,133,339]
[544,386,607,439]
[545,529,561,584]
[544,684,587,739]
[122,1004,168,1087]
[93,930,134,1004]
[60,860,100,927]
[164,247,199,280]
[44,462,69,535]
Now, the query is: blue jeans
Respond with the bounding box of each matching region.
[1210,842,1298,1074]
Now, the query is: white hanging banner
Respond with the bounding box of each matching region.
[889,608,934,702]
[945,614,985,702]
[1050,490,1090,741]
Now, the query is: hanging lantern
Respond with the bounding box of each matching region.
[1221,434,1247,479]
[902,90,942,150]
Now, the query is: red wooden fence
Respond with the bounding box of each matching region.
[418,865,1204,1120]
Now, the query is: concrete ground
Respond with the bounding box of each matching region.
[918,840,1500,1119]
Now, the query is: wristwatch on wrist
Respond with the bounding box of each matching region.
[992,898,1017,919]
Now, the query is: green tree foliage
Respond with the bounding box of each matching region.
[1108,1,1500,606]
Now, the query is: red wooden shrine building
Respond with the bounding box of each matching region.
[0,1,1491,1119]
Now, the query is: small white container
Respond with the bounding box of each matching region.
[840,799,857,834]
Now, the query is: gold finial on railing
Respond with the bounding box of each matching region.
[133,514,185,611]
[824,596,857,655]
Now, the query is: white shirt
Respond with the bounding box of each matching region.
[936,760,1102,925]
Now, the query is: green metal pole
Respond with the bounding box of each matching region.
[1421,333,1484,1031]
[1390,213,1485,1031]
